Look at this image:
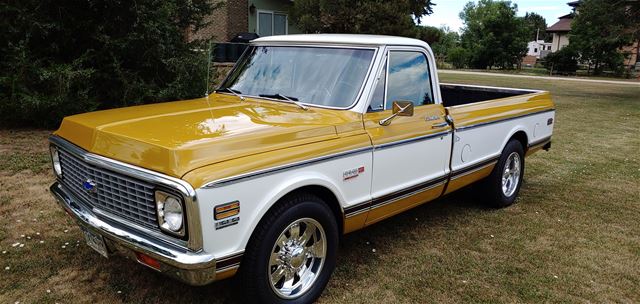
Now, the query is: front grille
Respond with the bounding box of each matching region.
[58,148,159,229]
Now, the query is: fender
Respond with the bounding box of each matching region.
[238,172,347,250]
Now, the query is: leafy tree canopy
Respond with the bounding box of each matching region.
[0,0,216,127]
[459,0,528,69]
[569,0,634,74]
[426,26,460,57]
[523,12,551,42]
[290,0,435,36]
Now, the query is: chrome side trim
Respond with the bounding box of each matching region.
[454,109,555,131]
[450,160,498,181]
[344,175,448,218]
[49,136,203,251]
[202,146,374,188]
[215,251,244,272]
[202,131,452,188]
[373,130,451,151]
[372,181,445,210]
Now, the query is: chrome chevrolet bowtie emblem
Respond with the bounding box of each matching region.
[83,179,97,193]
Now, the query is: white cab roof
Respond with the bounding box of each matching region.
[253,34,429,48]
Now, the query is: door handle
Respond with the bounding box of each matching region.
[431,122,448,128]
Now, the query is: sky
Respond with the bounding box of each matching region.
[421,0,573,32]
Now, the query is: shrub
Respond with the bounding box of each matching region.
[447,47,471,69]
[544,47,579,75]
[0,0,215,128]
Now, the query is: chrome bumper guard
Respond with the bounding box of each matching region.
[50,182,217,286]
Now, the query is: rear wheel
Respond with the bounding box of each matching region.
[240,193,338,304]
[483,140,525,208]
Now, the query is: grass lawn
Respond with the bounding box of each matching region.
[1,73,638,303]
[452,68,640,82]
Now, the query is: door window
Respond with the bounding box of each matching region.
[385,51,433,109]
[368,62,387,111]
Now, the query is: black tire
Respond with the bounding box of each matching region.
[240,193,338,304]
[483,139,525,208]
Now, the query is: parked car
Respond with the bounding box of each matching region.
[49,34,555,303]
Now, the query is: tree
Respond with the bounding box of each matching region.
[415,26,444,45]
[569,0,633,75]
[290,0,435,36]
[0,0,217,127]
[625,0,639,70]
[459,0,528,69]
[430,26,460,57]
[523,12,551,42]
[544,46,579,75]
[448,47,471,69]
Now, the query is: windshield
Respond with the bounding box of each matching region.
[219,46,375,108]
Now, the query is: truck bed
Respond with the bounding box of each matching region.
[441,83,540,107]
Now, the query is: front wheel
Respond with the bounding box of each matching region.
[240,193,338,304]
[483,140,525,208]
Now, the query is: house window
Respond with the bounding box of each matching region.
[257,11,287,37]
[534,48,538,53]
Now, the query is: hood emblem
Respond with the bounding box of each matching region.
[83,179,97,193]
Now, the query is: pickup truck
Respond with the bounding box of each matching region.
[49,34,555,303]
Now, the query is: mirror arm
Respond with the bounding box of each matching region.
[379,102,412,126]
[379,113,399,126]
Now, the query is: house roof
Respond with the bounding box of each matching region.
[252,34,431,48]
[567,1,581,7]
[547,16,573,33]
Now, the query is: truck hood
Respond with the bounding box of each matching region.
[54,94,361,178]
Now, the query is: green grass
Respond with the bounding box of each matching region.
[1,74,639,303]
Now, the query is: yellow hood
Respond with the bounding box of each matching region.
[54,94,363,178]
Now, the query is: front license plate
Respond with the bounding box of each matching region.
[81,227,108,258]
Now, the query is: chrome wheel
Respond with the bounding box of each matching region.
[268,218,326,299]
[502,152,521,197]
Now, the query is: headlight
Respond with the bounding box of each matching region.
[50,146,62,177]
[155,191,185,236]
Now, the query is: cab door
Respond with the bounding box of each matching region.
[363,48,452,225]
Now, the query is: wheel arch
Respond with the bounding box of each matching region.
[243,179,347,254]
[500,128,529,155]
[509,130,529,152]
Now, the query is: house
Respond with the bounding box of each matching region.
[547,0,639,69]
[527,40,553,58]
[546,14,572,52]
[188,0,302,42]
[546,1,580,52]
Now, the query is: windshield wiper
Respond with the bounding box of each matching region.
[216,87,245,101]
[259,93,308,111]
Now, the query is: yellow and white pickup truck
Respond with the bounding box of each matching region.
[49,34,554,303]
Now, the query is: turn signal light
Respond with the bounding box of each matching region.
[215,201,240,220]
[135,252,161,270]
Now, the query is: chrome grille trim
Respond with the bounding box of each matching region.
[58,149,158,228]
[49,135,202,251]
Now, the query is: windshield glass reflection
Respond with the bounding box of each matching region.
[220,46,375,108]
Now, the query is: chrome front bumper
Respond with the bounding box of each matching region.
[50,182,217,286]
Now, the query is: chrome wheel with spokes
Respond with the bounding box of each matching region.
[501,152,521,197]
[268,218,327,299]
[482,139,525,208]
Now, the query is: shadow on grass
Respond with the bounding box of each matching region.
[99,186,496,303]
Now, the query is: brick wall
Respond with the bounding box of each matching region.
[190,0,248,42]
[225,0,248,41]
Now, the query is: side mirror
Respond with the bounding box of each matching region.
[379,101,414,126]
